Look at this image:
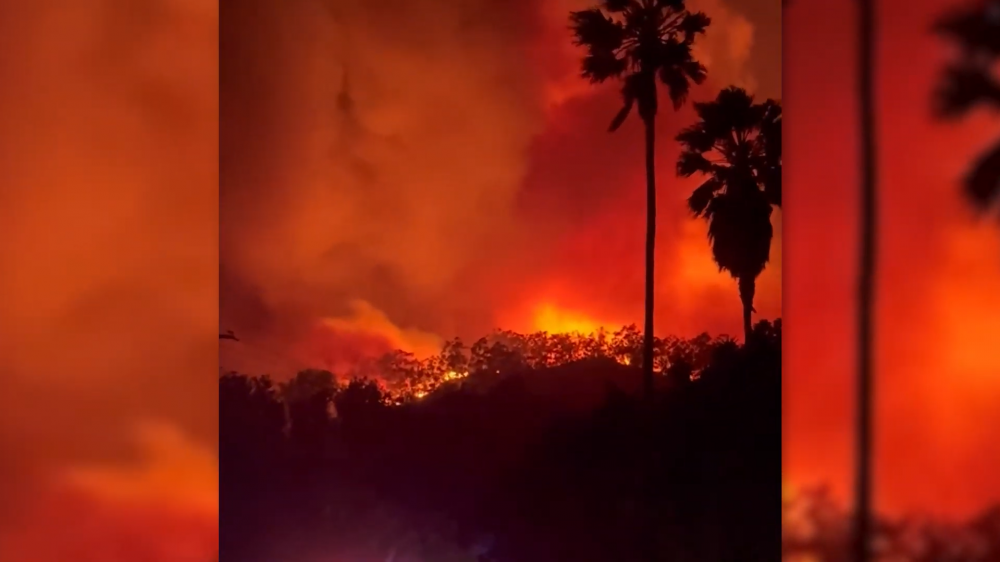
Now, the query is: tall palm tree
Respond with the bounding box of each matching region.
[855,0,877,559]
[675,87,781,342]
[570,0,710,399]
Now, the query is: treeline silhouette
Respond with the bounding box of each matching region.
[221,321,781,562]
[784,487,1000,562]
[286,322,775,403]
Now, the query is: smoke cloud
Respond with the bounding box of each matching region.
[0,0,217,558]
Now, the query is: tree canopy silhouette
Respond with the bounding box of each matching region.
[676,87,781,341]
[570,0,710,399]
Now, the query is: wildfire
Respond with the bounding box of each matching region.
[442,370,468,381]
[412,370,468,400]
[531,303,607,335]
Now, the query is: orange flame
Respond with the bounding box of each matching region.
[530,303,608,335]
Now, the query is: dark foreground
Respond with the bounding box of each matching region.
[221,322,782,562]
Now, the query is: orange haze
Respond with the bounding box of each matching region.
[785,0,1000,518]
[0,0,217,559]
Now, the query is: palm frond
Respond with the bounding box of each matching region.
[932,3,1000,57]
[657,40,703,109]
[688,178,723,216]
[582,51,628,83]
[660,67,691,110]
[609,96,636,131]
[679,11,711,43]
[570,9,624,48]
[711,87,757,133]
[760,99,782,207]
[655,0,686,10]
[602,0,637,13]
[760,100,782,150]
[675,125,714,152]
[934,64,1000,118]
[683,59,708,84]
[658,38,690,68]
[570,10,626,81]
[676,151,713,177]
[963,139,1000,211]
[760,99,782,138]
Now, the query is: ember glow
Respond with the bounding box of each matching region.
[529,303,607,336]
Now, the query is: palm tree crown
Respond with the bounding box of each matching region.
[570,0,710,131]
[934,1,1000,212]
[676,87,781,340]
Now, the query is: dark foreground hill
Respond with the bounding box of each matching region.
[221,322,781,562]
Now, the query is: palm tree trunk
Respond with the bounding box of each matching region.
[738,276,755,343]
[855,0,877,560]
[642,116,656,402]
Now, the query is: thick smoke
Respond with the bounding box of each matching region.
[0,0,217,557]
[222,0,547,333]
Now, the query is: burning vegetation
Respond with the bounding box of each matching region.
[233,320,779,407]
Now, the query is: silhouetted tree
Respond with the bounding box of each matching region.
[333,377,389,428]
[441,337,470,374]
[570,0,710,399]
[280,369,336,448]
[219,373,286,562]
[934,1,1000,211]
[676,87,781,341]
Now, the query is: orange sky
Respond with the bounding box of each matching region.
[785,0,1000,517]
[0,1,217,560]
